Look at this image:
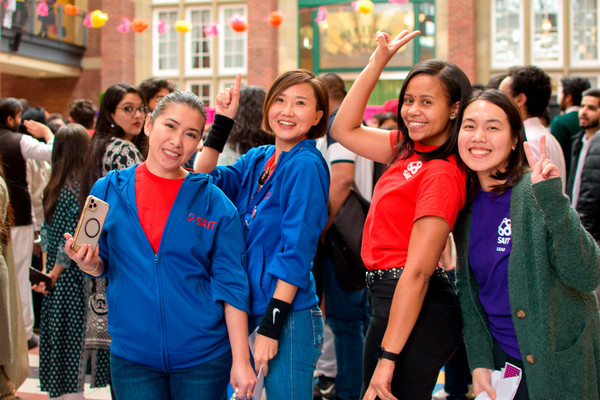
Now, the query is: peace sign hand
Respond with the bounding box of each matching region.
[524,135,560,185]
[370,30,421,66]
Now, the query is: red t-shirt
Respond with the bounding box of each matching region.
[135,162,185,253]
[361,132,466,270]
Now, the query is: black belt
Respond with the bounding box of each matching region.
[365,267,448,287]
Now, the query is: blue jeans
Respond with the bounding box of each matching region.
[322,252,370,400]
[251,305,324,400]
[110,352,231,400]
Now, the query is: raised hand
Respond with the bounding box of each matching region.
[369,30,421,66]
[524,135,560,185]
[215,73,242,119]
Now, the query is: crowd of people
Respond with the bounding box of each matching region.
[0,29,599,400]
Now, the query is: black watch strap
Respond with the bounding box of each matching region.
[376,345,399,362]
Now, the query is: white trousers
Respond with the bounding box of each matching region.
[11,224,34,339]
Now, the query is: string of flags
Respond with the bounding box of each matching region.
[32,0,412,36]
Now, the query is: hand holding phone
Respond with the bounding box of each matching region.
[72,195,109,252]
[30,267,53,292]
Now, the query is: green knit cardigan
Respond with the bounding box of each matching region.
[455,174,600,399]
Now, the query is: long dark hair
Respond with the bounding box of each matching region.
[228,86,273,154]
[392,59,472,164]
[43,124,90,224]
[79,83,148,209]
[463,89,527,201]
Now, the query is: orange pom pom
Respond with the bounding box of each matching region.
[132,18,150,33]
[266,10,285,28]
[229,14,248,33]
[64,4,79,17]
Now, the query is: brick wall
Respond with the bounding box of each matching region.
[447,0,476,84]
[247,0,279,88]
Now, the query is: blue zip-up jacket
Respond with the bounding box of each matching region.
[210,139,330,317]
[90,165,249,371]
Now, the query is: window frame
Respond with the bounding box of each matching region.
[218,4,248,75]
[153,7,180,77]
[530,0,563,68]
[570,0,600,67]
[185,6,214,77]
[491,0,525,69]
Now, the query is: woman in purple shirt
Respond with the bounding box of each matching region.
[454,89,600,400]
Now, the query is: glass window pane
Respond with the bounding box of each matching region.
[189,9,212,71]
[157,10,179,71]
[532,0,561,63]
[493,0,522,65]
[571,0,599,63]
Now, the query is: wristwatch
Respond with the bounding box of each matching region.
[375,345,399,362]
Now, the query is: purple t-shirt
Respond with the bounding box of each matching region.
[469,188,521,359]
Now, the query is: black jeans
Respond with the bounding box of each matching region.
[362,272,462,399]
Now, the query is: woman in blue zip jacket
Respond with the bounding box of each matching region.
[196,70,330,399]
[64,91,257,400]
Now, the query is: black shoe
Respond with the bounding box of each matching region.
[315,375,335,400]
[27,333,39,349]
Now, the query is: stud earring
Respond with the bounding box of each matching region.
[110,123,115,129]
[450,114,456,120]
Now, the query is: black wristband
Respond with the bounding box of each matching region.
[203,114,234,152]
[257,297,292,340]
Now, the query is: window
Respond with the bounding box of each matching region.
[571,0,600,66]
[531,0,562,66]
[186,7,212,75]
[219,5,247,74]
[188,82,213,108]
[153,8,179,76]
[491,0,524,68]
[309,2,417,71]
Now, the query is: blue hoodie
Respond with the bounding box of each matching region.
[210,139,330,317]
[90,165,249,371]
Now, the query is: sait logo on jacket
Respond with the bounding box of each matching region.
[188,213,216,230]
[496,217,511,252]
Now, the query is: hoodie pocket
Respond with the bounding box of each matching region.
[248,245,269,305]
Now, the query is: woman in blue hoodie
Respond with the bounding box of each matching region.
[196,70,330,399]
[64,91,256,400]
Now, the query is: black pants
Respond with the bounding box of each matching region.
[362,272,462,399]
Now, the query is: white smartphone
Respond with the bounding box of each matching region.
[72,195,109,252]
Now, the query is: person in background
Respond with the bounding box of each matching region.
[330,30,469,400]
[69,99,96,136]
[218,85,273,166]
[0,159,30,400]
[498,66,567,189]
[0,97,53,350]
[315,72,372,400]
[550,76,591,173]
[65,91,255,400]
[139,78,175,112]
[455,88,600,400]
[32,124,90,400]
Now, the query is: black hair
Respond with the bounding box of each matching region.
[227,86,273,155]
[560,77,592,107]
[0,97,24,126]
[505,66,551,118]
[139,78,176,103]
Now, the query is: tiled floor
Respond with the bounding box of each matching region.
[16,346,111,400]
[16,346,445,400]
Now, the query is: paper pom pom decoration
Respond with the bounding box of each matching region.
[353,0,374,14]
[83,13,92,28]
[132,18,149,33]
[228,14,248,33]
[265,10,285,27]
[90,10,109,28]
[157,19,167,35]
[64,4,79,16]
[315,7,327,23]
[117,17,131,34]
[204,22,219,37]
[37,1,49,17]
[174,20,192,33]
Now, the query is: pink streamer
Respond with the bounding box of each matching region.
[117,16,131,34]
[157,18,167,35]
[203,21,219,37]
[315,6,327,23]
[83,13,93,28]
[37,0,48,17]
